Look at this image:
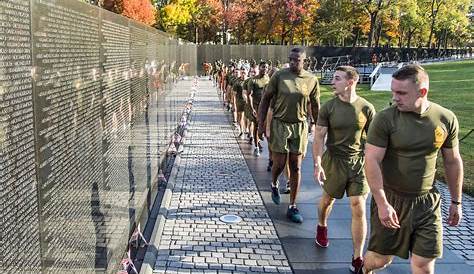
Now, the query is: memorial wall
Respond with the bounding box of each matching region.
[0,0,197,273]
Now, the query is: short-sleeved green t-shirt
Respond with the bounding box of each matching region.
[367,103,459,194]
[266,68,320,123]
[225,74,232,85]
[226,74,235,88]
[248,75,270,109]
[317,96,375,158]
[233,79,244,101]
[242,78,251,92]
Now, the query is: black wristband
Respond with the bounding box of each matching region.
[451,200,462,205]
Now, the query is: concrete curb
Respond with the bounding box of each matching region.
[139,148,182,274]
[139,107,193,274]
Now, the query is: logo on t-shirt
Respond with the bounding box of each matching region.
[434,126,445,149]
[300,83,309,95]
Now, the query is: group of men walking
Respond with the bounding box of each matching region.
[213,48,464,274]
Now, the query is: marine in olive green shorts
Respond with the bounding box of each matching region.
[265,68,319,155]
[316,96,374,199]
[233,68,247,135]
[248,62,270,156]
[258,48,320,224]
[241,75,253,138]
[312,66,374,273]
[363,64,463,274]
[233,77,246,113]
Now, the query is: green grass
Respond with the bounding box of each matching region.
[319,60,474,196]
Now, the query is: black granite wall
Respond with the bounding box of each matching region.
[0,0,196,273]
[197,44,466,73]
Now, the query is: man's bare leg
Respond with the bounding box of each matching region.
[363,251,393,274]
[271,152,287,186]
[288,153,303,205]
[350,195,367,258]
[411,254,435,274]
[318,192,335,226]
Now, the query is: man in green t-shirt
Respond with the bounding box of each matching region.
[363,64,464,274]
[258,48,320,223]
[242,66,257,141]
[248,61,270,156]
[233,67,247,136]
[313,66,375,273]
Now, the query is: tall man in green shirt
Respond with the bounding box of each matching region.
[313,66,375,273]
[258,48,320,223]
[363,64,464,274]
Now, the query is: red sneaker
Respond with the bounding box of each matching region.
[315,225,329,247]
[350,256,364,274]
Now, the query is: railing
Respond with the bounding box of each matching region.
[370,63,383,86]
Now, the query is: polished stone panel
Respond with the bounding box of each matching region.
[0,1,42,272]
[31,0,102,270]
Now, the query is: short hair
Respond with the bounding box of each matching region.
[392,64,429,88]
[291,47,306,55]
[259,61,267,67]
[335,66,359,82]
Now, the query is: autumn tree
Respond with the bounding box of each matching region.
[361,0,393,47]
[270,0,317,45]
[99,0,156,25]
[122,0,156,25]
[432,0,470,49]
[397,0,425,48]
[92,0,472,47]
[313,0,364,46]
[194,0,224,43]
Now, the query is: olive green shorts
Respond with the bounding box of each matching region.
[368,188,443,259]
[244,104,252,120]
[269,119,308,154]
[249,104,258,123]
[235,98,245,112]
[321,152,368,199]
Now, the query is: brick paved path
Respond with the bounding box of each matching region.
[153,79,291,273]
[437,182,474,265]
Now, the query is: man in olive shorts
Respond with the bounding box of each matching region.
[233,67,247,136]
[258,48,320,223]
[248,61,270,156]
[312,66,375,273]
[242,66,257,140]
[363,64,464,274]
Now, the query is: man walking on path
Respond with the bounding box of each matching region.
[248,61,270,156]
[233,67,248,136]
[258,47,320,223]
[312,66,375,273]
[363,64,464,274]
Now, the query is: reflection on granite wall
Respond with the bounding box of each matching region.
[0,0,197,273]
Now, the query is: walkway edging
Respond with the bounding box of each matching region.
[139,150,182,274]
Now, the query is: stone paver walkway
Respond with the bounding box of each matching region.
[153,79,291,273]
[438,182,474,264]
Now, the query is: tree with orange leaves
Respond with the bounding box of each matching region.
[121,0,156,26]
[101,0,156,26]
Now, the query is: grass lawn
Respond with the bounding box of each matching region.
[319,60,474,196]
